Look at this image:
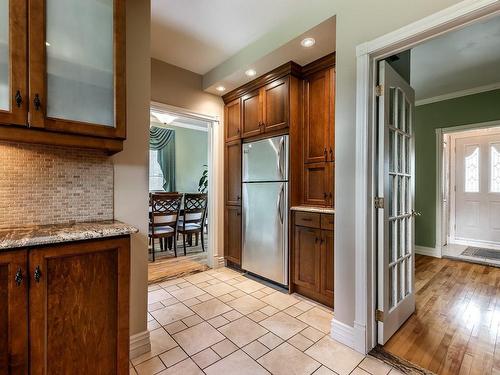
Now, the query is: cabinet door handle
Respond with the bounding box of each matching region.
[324,148,328,161]
[329,147,333,161]
[237,128,240,134]
[15,90,23,108]
[34,266,42,283]
[33,94,41,111]
[329,192,333,199]
[323,192,327,199]
[236,195,241,201]
[15,268,23,286]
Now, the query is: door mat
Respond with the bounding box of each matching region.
[461,247,500,260]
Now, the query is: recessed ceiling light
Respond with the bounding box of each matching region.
[301,37,316,48]
[245,69,257,77]
[216,86,226,92]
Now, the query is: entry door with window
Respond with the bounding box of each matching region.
[376,62,416,344]
[454,133,500,244]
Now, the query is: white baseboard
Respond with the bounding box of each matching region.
[415,245,441,258]
[130,330,151,359]
[331,318,355,349]
[212,256,225,269]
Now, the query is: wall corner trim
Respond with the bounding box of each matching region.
[415,245,441,258]
[130,330,151,359]
[332,318,367,353]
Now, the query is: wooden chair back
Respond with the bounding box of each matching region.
[150,193,182,229]
[182,193,207,226]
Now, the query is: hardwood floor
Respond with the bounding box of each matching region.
[148,236,209,284]
[384,255,500,375]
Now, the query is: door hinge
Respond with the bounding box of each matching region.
[375,85,384,97]
[375,309,384,322]
[374,197,384,209]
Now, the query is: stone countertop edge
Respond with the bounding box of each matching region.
[290,206,335,214]
[0,220,139,250]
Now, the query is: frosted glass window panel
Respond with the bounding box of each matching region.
[46,0,114,126]
[491,144,500,193]
[0,0,9,111]
[464,146,480,193]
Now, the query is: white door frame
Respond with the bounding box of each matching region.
[150,101,224,269]
[351,0,500,354]
[438,121,500,251]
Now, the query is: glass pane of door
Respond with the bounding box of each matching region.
[0,0,9,111]
[46,0,114,126]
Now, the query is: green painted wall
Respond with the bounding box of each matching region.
[415,89,500,248]
[168,125,208,193]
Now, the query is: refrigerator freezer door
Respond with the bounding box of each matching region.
[242,135,289,182]
[242,181,288,285]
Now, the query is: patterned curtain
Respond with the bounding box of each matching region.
[150,126,176,191]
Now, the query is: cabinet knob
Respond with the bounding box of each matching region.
[324,148,328,161]
[329,147,333,161]
[236,195,241,201]
[15,90,23,108]
[34,266,42,283]
[14,268,23,286]
[323,192,327,199]
[33,94,41,111]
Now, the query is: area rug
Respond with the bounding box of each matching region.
[461,247,500,261]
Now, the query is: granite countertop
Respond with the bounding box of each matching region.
[290,206,335,214]
[0,220,138,250]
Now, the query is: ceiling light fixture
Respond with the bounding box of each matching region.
[216,86,226,92]
[151,111,177,125]
[301,37,316,48]
[245,69,257,77]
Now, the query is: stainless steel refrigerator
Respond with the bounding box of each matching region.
[242,135,289,286]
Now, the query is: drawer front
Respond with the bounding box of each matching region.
[321,214,334,230]
[295,211,320,228]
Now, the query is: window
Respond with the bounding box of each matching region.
[149,149,164,191]
[491,144,500,193]
[464,146,479,193]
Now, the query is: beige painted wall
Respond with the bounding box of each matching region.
[151,59,225,265]
[113,0,151,336]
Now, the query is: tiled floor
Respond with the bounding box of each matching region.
[131,267,403,375]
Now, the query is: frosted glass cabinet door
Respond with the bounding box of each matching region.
[0,0,28,126]
[29,0,126,138]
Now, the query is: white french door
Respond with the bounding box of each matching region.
[376,62,416,345]
[453,132,500,244]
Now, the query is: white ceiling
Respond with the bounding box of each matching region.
[205,17,336,95]
[151,0,326,75]
[411,15,500,101]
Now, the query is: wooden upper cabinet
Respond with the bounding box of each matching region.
[225,98,241,142]
[0,0,28,127]
[303,162,333,207]
[0,250,28,374]
[241,90,262,138]
[262,77,289,133]
[225,140,242,206]
[304,68,334,163]
[29,237,130,375]
[224,205,242,265]
[28,0,126,138]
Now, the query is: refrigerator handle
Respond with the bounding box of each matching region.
[277,184,284,224]
[278,137,285,180]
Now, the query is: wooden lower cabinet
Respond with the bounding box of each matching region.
[224,206,242,265]
[0,236,130,374]
[291,211,333,307]
[0,250,28,375]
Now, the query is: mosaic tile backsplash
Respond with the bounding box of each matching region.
[0,141,113,229]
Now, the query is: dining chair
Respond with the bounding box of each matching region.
[149,193,182,261]
[177,193,208,255]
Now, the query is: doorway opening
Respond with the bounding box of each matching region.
[148,102,218,284]
[353,3,500,374]
[438,124,500,267]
